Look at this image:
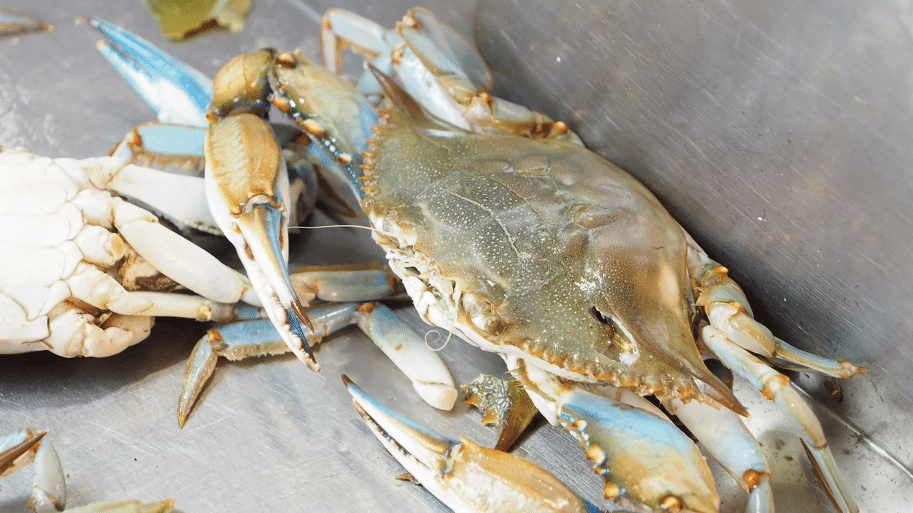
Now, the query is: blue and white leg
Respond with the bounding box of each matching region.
[702,325,858,513]
[663,398,774,513]
[179,301,456,427]
[694,257,864,379]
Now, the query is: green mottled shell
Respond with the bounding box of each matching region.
[362,110,736,407]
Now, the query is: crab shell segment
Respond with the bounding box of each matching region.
[343,376,600,513]
[360,70,742,413]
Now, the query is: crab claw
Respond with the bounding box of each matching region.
[558,389,720,513]
[205,113,319,371]
[0,429,47,476]
[342,375,601,513]
[83,17,211,126]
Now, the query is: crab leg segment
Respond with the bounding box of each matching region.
[290,266,396,304]
[663,398,773,513]
[510,357,720,513]
[701,325,858,513]
[343,376,600,513]
[85,17,211,127]
[178,302,457,426]
[321,9,390,76]
[695,258,863,379]
[355,302,457,410]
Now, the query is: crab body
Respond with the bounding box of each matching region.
[0,148,251,357]
[289,9,865,508]
[362,112,735,408]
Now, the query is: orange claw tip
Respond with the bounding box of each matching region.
[341,374,354,387]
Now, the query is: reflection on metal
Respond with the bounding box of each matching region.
[142,0,250,40]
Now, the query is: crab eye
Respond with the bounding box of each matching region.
[590,306,617,339]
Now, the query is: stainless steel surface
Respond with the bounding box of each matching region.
[0,0,909,512]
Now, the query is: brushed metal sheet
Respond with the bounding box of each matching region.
[1,1,909,512]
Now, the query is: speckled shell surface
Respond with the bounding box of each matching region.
[363,110,736,407]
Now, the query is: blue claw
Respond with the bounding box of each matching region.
[85,17,212,126]
[343,376,603,513]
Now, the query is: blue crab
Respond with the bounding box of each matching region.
[82,10,864,513]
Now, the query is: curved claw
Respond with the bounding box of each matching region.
[83,17,211,126]
[0,428,47,476]
[559,389,720,513]
[2,430,175,513]
[343,376,600,513]
[510,359,720,513]
[205,113,318,370]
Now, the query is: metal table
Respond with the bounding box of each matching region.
[1,0,909,511]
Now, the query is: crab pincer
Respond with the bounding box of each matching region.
[342,375,602,513]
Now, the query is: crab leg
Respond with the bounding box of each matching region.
[322,9,578,141]
[289,265,397,304]
[179,302,456,426]
[508,357,720,513]
[663,398,774,513]
[690,249,864,379]
[321,9,390,77]
[1,428,66,512]
[343,376,601,513]
[701,325,858,513]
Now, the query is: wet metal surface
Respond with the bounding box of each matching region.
[1,0,910,511]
